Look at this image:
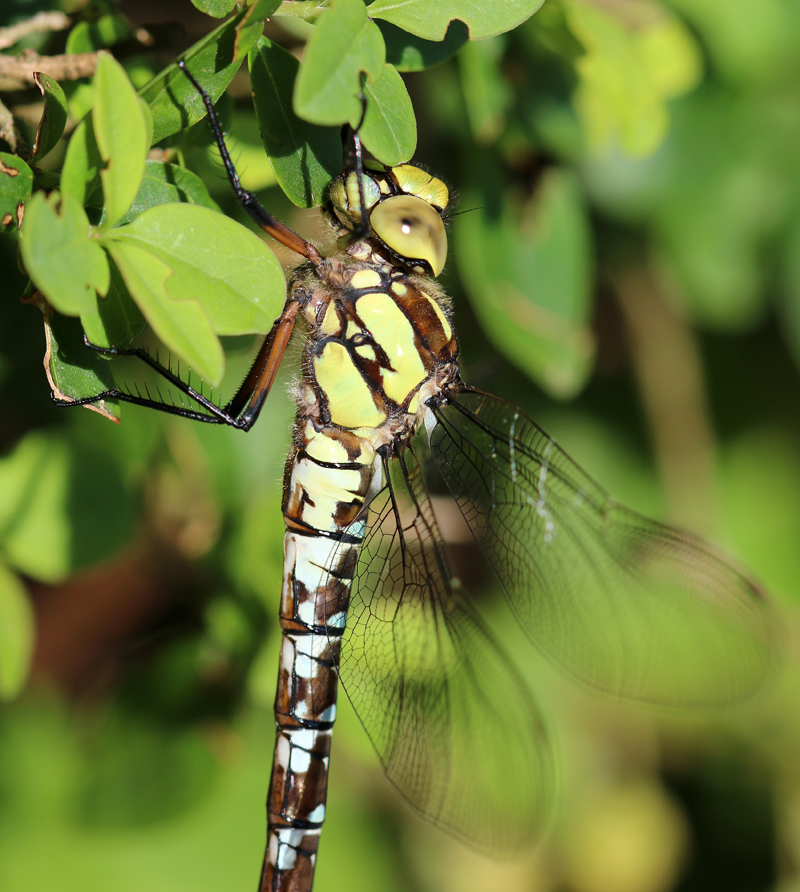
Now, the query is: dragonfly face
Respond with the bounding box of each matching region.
[48,65,778,892]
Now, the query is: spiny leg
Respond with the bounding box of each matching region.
[52,299,300,430]
[177,60,323,266]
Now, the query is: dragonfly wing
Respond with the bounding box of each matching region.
[331,444,554,854]
[427,386,777,707]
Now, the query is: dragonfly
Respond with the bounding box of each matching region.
[52,63,776,892]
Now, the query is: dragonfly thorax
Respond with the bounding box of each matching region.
[292,259,458,442]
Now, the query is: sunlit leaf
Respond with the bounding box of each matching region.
[0,564,34,701]
[367,0,544,40]
[249,37,342,207]
[65,13,130,53]
[103,239,225,385]
[31,73,68,161]
[60,116,103,208]
[94,53,150,229]
[103,203,285,336]
[360,63,416,164]
[140,4,278,145]
[0,153,33,233]
[191,0,237,17]
[117,160,221,226]
[20,191,110,318]
[294,0,386,126]
[0,434,71,582]
[455,166,595,397]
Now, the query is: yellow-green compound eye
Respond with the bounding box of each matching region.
[392,165,450,211]
[370,195,447,277]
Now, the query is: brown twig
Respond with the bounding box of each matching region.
[0,11,71,51]
[0,94,30,159]
[0,49,98,86]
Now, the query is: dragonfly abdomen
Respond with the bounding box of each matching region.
[262,424,375,892]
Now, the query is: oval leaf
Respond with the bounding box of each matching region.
[40,300,121,419]
[249,37,342,207]
[0,153,33,232]
[32,73,68,161]
[0,564,35,700]
[367,0,544,41]
[104,239,226,385]
[455,167,595,397]
[104,203,285,336]
[378,18,469,71]
[360,63,416,164]
[0,435,72,583]
[60,116,103,208]
[294,0,386,126]
[64,13,130,53]
[94,53,149,229]
[191,0,237,17]
[20,191,110,317]
[141,6,275,145]
[117,160,221,226]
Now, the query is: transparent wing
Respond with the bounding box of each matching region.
[427,387,777,707]
[330,444,554,854]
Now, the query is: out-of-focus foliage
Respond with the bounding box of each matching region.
[1,1,800,892]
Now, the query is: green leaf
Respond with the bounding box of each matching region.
[367,0,544,40]
[455,167,595,397]
[42,305,121,419]
[565,1,702,158]
[191,0,237,17]
[104,203,285,337]
[20,191,110,318]
[141,5,279,145]
[0,564,34,701]
[117,160,221,226]
[249,37,342,207]
[294,0,386,127]
[65,13,130,53]
[94,53,150,229]
[0,435,72,582]
[459,37,513,145]
[60,116,103,207]
[360,63,416,164]
[104,238,226,384]
[80,259,147,350]
[377,18,468,71]
[0,153,33,233]
[31,73,68,161]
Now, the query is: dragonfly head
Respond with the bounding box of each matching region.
[327,162,450,277]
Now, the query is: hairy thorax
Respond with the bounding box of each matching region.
[287,243,460,462]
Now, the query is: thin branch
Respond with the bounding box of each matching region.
[0,95,30,159]
[0,49,98,86]
[0,11,71,51]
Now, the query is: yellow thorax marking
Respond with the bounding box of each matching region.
[320,302,341,336]
[351,269,382,290]
[314,341,387,429]
[356,292,426,404]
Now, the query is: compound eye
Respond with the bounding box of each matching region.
[370,195,447,277]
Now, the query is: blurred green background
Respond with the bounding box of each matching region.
[2,1,800,891]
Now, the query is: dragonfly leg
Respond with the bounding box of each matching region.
[52,298,300,429]
[177,61,323,267]
[337,93,372,249]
